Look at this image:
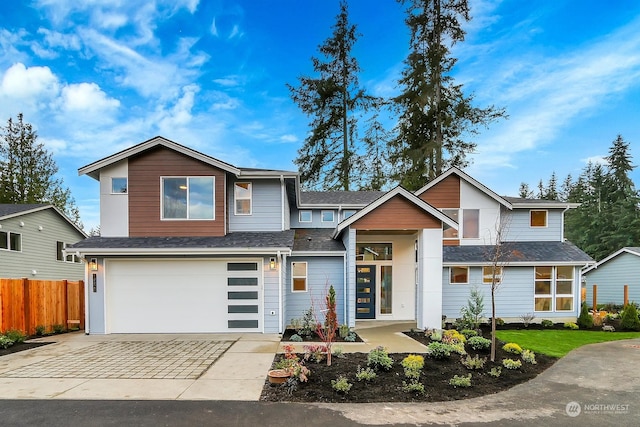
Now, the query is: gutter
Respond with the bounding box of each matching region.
[72,247,294,256]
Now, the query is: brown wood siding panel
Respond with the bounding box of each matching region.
[352,196,441,230]
[128,147,226,236]
[420,175,460,208]
[443,240,460,246]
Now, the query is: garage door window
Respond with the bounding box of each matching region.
[162,176,215,220]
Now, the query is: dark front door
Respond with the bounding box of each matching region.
[356,265,376,319]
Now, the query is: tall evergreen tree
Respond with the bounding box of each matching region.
[288,0,375,190]
[391,0,505,190]
[0,113,82,227]
[518,182,533,198]
[359,113,392,190]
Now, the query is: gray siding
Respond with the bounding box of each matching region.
[343,228,356,327]
[502,208,564,242]
[443,266,581,320]
[262,255,281,333]
[290,208,340,228]
[584,252,640,306]
[284,256,345,327]
[0,209,85,280]
[228,179,283,232]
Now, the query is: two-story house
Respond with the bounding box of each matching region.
[70,136,593,334]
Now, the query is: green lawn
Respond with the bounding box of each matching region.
[495,330,640,358]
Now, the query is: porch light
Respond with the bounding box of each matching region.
[89,258,98,271]
[269,257,277,270]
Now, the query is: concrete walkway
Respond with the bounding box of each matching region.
[0,332,279,400]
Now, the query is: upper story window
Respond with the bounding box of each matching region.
[56,241,81,263]
[299,210,312,223]
[234,182,252,215]
[343,210,356,220]
[530,210,547,227]
[292,261,307,292]
[442,209,479,239]
[321,210,334,223]
[0,231,21,252]
[111,177,128,194]
[162,176,215,220]
[450,266,469,284]
[356,243,393,261]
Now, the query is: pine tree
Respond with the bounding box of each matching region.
[359,113,392,190]
[518,183,533,198]
[391,0,505,190]
[288,1,376,190]
[0,113,82,228]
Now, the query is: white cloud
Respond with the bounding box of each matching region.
[280,134,298,143]
[0,63,60,99]
[61,82,120,113]
[581,155,608,166]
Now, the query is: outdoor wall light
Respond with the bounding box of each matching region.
[89,258,98,271]
[269,257,277,270]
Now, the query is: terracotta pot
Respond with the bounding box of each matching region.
[267,369,290,384]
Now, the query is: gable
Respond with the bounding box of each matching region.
[419,175,460,208]
[351,195,441,230]
[128,146,226,237]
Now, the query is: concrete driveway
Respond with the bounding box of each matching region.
[0,332,279,400]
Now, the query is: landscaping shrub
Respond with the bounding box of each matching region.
[577,302,594,329]
[53,324,66,334]
[402,380,426,394]
[290,334,303,342]
[461,354,486,370]
[502,342,523,355]
[331,375,353,394]
[367,346,393,371]
[489,366,502,378]
[460,285,485,330]
[450,342,467,356]
[426,342,453,359]
[502,358,522,370]
[521,349,537,364]
[4,329,26,344]
[520,313,535,327]
[35,325,46,336]
[429,330,443,342]
[0,335,14,349]
[467,336,491,351]
[461,329,478,339]
[540,319,554,329]
[344,332,357,342]
[338,324,350,339]
[401,354,424,380]
[620,303,640,331]
[443,329,466,344]
[449,373,472,388]
[564,322,579,330]
[355,366,377,382]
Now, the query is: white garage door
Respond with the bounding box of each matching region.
[106,259,262,333]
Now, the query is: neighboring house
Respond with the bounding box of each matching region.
[0,204,86,280]
[70,136,594,334]
[582,247,640,306]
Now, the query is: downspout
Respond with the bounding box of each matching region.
[561,207,570,241]
[343,251,347,326]
[278,251,284,333]
[280,175,285,231]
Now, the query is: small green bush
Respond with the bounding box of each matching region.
[502,358,522,370]
[577,302,594,329]
[521,349,537,364]
[540,319,554,328]
[331,375,353,394]
[355,366,377,381]
[401,354,424,380]
[620,303,640,331]
[489,366,502,378]
[461,354,486,370]
[450,342,467,356]
[0,335,14,349]
[461,329,478,339]
[402,380,425,394]
[344,332,357,342]
[338,324,350,339]
[35,325,46,336]
[494,318,505,326]
[367,346,393,371]
[53,324,66,334]
[332,346,345,358]
[564,322,579,330]
[502,342,523,355]
[449,373,472,388]
[426,342,453,359]
[467,336,491,351]
[4,329,26,344]
[429,330,442,342]
[289,334,303,342]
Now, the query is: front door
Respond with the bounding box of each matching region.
[356,265,375,319]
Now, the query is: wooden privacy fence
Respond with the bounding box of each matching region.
[0,278,84,335]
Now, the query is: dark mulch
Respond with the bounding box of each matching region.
[0,341,52,357]
[261,331,556,403]
[281,328,363,343]
[477,320,623,332]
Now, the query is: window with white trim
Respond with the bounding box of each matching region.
[534,266,574,312]
[234,182,252,215]
[162,176,215,220]
[482,266,502,284]
[343,210,355,220]
[442,209,479,239]
[530,210,547,227]
[292,262,307,292]
[56,241,80,263]
[321,210,334,222]
[0,231,21,252]
[299,210,312,223]
[450,266,469,284]
[111,177,128,194]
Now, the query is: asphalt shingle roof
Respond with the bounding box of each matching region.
[293,228,345,252]
[69,231,295,250]
[300,191,385,206]
[0,204,49,218]
[444,241,594,264]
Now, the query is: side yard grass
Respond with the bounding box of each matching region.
[495,330,640,358]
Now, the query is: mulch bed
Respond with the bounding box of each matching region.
[261,331,556,403]
[281,328,363,343]
[0,341,52,357]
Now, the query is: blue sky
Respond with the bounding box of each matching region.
[1,0,639,231]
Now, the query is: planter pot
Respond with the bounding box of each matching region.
[267,369,290,384]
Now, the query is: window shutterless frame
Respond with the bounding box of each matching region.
[111,177,128,194]
[291,261,308,292]
[234,182,252,215]
[299,210,312,223]
[160,176,215,220]
[450,266,469,284]
[530,210,548,227]
[321,210,334,223]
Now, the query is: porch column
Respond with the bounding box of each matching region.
[417,228,443,330]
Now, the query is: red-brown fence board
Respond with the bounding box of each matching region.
[0,278,84,335]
